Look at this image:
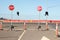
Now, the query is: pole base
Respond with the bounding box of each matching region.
[57,35,60,37]
[37,26,41,30]
[46,29,49,30]
[0,29,3,30]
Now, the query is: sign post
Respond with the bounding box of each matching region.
[37,6,42,30]
[8,4,15,30]
[45,11,49,30]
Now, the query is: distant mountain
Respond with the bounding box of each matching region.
[0,17,7,20]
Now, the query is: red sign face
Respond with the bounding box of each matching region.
[9,5,14,11]
[37,6,42,11]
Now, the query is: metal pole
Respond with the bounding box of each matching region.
[46,0,48,30]
[11,11,13,25]
[39,12,40,26]
[38,11,41,30]
[10,11,13,31]
[46,0,48,11]
[38,12,40,27]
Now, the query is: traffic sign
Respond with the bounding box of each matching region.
[9,5,14,11]
[37,6,42,11]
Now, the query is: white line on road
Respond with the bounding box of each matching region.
[18,30,26,40]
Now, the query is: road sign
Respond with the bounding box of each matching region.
[9,5,14,11]
[37,6,42,11]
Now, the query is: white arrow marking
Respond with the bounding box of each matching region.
[41,36,50,40]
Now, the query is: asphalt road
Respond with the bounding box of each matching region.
[0,30,23,40]
[21,30,60,40]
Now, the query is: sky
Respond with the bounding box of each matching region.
[0,0,60,20]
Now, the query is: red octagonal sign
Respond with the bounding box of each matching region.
[9,5,14,11]
[37,6,42,11]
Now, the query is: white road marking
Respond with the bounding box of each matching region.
[18,30,26,40]
[41,36,50,40]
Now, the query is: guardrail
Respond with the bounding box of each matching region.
[1,20,60,23]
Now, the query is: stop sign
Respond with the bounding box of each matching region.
[37,6,42,11]
[9,5,14,11]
